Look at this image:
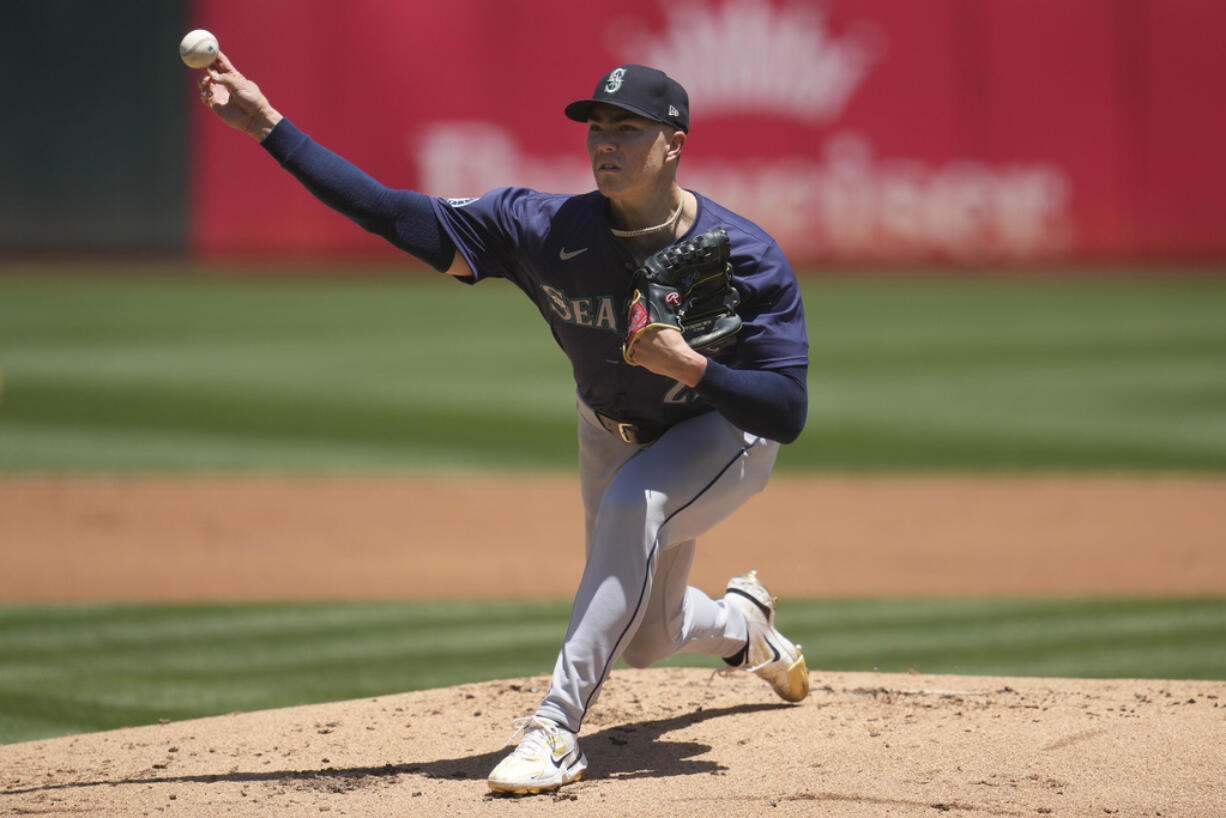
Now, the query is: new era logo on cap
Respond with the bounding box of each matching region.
[564,65,690,132]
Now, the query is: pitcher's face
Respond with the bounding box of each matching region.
[585,105,683,200]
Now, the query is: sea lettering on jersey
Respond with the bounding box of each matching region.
[543,285,620,332]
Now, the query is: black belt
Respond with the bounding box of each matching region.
[594,411,665,445]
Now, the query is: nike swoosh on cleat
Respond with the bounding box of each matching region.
[559,247,588,261]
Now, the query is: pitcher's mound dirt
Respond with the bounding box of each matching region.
[3,669,1223,817]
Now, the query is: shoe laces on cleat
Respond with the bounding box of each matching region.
[503,716,566,756]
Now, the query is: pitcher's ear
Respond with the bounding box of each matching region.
[668,129,686,159]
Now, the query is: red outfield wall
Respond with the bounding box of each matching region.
[190,0,1226,265]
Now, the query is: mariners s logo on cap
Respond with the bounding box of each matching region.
[564,64,691,133]
[604,68,626,94]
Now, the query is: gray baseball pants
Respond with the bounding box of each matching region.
[534,398,781,733]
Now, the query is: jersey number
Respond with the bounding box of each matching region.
[664,383,698,405]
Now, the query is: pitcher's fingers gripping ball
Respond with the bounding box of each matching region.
[622,226,742,365]
[195,52,281,141]
[179,29,220,69]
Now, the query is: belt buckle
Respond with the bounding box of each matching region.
[616,422,638,444]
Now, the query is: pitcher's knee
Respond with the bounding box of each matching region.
[621,639,669,669]
[621,625,677,668]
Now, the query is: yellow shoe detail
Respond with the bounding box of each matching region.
[781,652,810,702]
[723,570,812,704]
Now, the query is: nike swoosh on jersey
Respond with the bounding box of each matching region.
[559,247,589,261]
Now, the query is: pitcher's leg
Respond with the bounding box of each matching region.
[536,471,665,731]
[621,540,747,668]
[536,411,778,731]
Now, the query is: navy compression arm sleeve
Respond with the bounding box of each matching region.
[697,362,808,444]
[260,118,455,272]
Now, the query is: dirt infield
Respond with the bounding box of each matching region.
[1,474,1225,816]
[3,474,1226,601]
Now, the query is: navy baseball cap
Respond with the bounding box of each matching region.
[564,65,690,133]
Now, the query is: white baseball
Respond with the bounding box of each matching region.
[179,29,220,69]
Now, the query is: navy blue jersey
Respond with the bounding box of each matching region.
[430,188,808,428]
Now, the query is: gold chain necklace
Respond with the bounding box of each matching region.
[609,199,684,238]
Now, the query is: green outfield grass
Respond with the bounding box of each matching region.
[1,271,1224,471]
[1,597,1223,745]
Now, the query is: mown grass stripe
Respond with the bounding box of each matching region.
[784,599,1226,633]
[4,275,1226,471]
[660,598,1226,681]
[0,602,569,652]
[2,598,1223,745]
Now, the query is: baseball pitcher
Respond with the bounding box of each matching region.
[200,55,810,795]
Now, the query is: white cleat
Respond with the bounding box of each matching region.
[723,570,810,703]
[487,716,588,795]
